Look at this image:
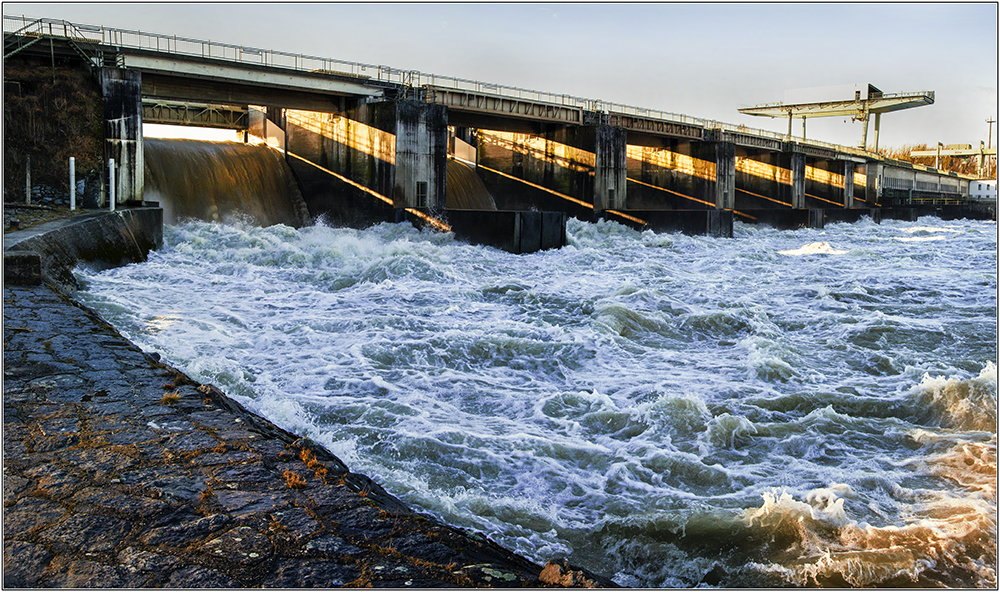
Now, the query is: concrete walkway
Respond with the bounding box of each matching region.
[3,282,609,587]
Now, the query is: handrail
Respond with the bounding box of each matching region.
[0,14,895,161]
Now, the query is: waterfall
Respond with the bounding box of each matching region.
[144,138,310,227]
[446,158,497,210]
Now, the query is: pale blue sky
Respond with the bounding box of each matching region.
[6,2,997,149]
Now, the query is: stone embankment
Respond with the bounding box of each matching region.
[3,209,615,588]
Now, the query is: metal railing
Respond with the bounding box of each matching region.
[0,14,892,161]
[3,14,419,86]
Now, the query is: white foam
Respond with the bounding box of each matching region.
[778,241,848,255]
[901,225,962,234]
[72,217,998,588]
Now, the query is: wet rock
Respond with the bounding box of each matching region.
[140,512,231,547]
[3,496,67,535]
[2,282,570,588]
[165,564,241,588]
[304,534,365,557]
[70,487,175,519]
[60,447,136,479]
[3,474,32,505]
[267,507,321,540]
[40,513,130,553]
[43,557,131,588]
[3,540,54,586]
[23,464,81,499]
[117,546,181,573]
[213,489,290,516]
[260,559,360,587]
[200,525,273,566]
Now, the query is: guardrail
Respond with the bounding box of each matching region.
[1,14,886,161]
[3,14,418,86]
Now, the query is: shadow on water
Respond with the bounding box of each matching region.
[144,138,310,227]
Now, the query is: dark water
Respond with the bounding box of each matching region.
[76,214,996,587]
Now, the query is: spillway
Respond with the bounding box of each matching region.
[143,138,310,227]
[446,159,497,210]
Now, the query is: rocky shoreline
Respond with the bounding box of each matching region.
[2,208,616,588]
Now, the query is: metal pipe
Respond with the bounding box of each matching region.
[25,155,31,204]
[109,158,116,211]
[872,112,881,152]
[69,157,76,210]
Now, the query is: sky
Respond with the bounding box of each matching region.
[6,2,998,150]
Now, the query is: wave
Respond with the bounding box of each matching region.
[739,365,997,587]
[72,217,998,588]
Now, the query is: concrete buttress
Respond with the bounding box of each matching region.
[786,151,806,209]
[593,125,627,212]
[393,100,448,211]
[714,142,736,210]
[99,68,143,205]
[843,160,855,208]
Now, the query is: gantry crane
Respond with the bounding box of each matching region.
[739,84,935,152]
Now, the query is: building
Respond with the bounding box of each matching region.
[969,179,997,201]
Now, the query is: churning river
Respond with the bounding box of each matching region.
[75,215,996,587]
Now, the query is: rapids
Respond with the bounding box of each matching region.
[74,215,997,587]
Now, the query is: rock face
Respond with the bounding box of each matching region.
[4,283,576,588]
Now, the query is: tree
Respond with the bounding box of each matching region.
[879,144,997,179]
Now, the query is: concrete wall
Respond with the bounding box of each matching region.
[4,208,162,292]
[393,101,448,210]
[477,129,594,208]
[447,210,565,253]
[593,125,627,211]
[475,125,627,213]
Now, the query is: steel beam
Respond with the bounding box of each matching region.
[424,87,583,125]
[606,114,703,140]
[142,100,249,129]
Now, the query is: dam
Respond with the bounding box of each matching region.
[5,14,994,254]
[4,15,996,589]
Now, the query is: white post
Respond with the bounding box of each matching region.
[109,158,116,211]
[69,157,76,210]
[25,156,31,204]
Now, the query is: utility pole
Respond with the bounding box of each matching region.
[987,117,996,150]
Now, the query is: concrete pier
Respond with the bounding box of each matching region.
[99,68,144,207]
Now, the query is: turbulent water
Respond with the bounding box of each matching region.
[75,215,997,587]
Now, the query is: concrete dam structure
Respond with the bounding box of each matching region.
[144,139,309,228]
[4,15,994,253]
